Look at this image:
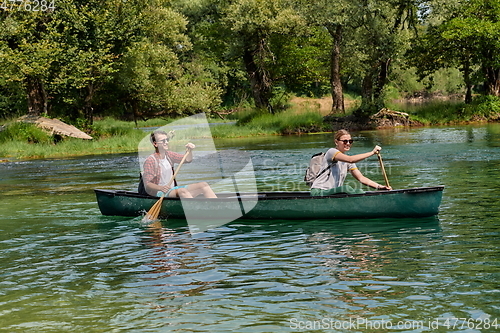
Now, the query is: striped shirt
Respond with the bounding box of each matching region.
[143,151,184,189]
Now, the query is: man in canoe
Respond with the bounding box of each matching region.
[311,129,392,196]
[142,130,217,198]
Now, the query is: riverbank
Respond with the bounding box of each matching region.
[1,94,499,161]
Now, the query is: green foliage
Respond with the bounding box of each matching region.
[406,101,466,125]
[277,111,327,134]
[0,82,26,119]
[209,123,278,138]
[0,118,147,159]
[233,107,327,135]
[0,0,223,121]
[389,65,465,97]
[1,0,499,125]
[342,0,419,113]
[235,109,269,126]
[271,29,331,97]
[382,85,403,102]
[405,95,500,124]
[0,122,53,144]
[467,95,500,118]
[90,118,144,138]
[407,0,500,98]
[114,3,223,118]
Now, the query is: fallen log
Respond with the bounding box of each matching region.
[370,108,423,128]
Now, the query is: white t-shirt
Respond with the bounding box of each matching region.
[311,148,358,190]
[159,157,174,187]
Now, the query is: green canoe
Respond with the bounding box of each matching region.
[94,186,444,220]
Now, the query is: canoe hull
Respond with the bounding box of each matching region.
[94,186,444,220]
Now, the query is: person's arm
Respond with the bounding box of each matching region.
[145,169,178,195]
[143,157,164,196]
[168,143,195,164]
[351,168,392,190]
[146,180,168,195]
[333,145,381,164]
[184,143,195,162]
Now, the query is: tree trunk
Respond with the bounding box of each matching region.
[83,82,95,126]
[357,67,378,117]
[484,67,500,97]
[242,41,272,112]
[358,59,391,117]
[374,58,391,110]
[26,76,47,117]
[463,59,473,104]
[361,73,373,114]
[327,24,344,114]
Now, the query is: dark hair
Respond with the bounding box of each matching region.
[150,130,168,144]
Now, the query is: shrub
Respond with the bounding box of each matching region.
[472,95,500,117]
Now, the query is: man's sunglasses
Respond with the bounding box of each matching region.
[156,139,169,144]
[337,139,354,144]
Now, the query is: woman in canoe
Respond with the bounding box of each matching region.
[142,130,217,198]
[311,129,392,196]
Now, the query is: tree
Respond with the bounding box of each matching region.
[271,29,331,98]
[1,0,127,124]
[222,0,306,113]
[1,0,223,123]
[352,0,420,116]
[1,8,59,117]
[440,0,500,97]
[176,0,332,112]
[407,24,477,103]
[294,0,353,113]
[49,0,136,125]
[112,0,223,119]
[294,0,420,115]
[408,0,500,101]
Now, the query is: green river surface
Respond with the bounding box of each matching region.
[0,125,499,332]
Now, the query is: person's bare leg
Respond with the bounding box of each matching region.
[185,182,217,198]
[168,188,193,198]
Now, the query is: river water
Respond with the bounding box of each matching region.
[0,125,499,332]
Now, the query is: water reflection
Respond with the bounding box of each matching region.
[137,221,227,304]
[129,216,446,324]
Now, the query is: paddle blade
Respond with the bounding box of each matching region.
[142,196,164,223]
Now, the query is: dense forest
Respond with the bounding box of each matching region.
[1,0,500,126]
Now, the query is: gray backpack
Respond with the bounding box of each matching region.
[304,152,330,187]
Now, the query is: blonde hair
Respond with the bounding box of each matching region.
[334,129,350,141]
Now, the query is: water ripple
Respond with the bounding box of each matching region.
[1,125,500,332]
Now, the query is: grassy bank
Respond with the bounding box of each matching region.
[0,103,330,160]
[397,95,500,125]
[211,107,329,138]
[0,121,145,160]
[1,94,499,161]
[0,117,185,160]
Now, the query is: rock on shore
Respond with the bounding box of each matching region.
[17,115,93,140]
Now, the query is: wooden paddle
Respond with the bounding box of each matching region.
[142,148,190,222]
[376,152,391,189]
